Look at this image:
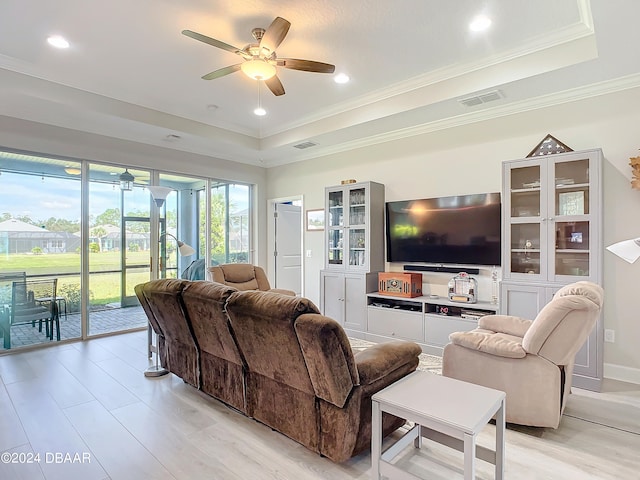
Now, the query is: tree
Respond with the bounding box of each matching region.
[95,208,121,226]
[41,217,81,233]
[91,226,108,252]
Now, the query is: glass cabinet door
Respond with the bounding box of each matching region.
[347,187,367,269]
[552,158,591,278]
[327,189,344,266]
[348,187,366,226]
[508,164,543,277]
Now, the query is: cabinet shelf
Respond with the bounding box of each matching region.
[511,248,541,253]
[511,187,541,193]
[555,249,589,254]
[555,182,589,189]
[365,293,499,355]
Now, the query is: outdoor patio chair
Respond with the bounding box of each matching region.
[0,278,60,349]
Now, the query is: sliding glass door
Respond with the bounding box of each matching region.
[0,147,254,350]
[87,164,150,335]
[0,151,82,351]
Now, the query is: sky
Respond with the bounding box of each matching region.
[0,171,249,224]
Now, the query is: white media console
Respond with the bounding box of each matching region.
[362,293,499,356]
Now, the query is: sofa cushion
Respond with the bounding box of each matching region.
[226,290,320,391]
[478,315,532,338]
[295,314,358,408]
[449,329,526,358]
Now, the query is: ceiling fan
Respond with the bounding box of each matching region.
[182,17,335,96]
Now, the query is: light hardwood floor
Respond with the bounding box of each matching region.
[0,330,639,480]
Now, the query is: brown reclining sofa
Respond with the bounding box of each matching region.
[135,278,422,462]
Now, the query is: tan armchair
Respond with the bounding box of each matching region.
[442,281,603,428]
[206,264,296,296]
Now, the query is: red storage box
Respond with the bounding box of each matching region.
[378,272,423,298]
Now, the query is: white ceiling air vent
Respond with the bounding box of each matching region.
[459,90,503,107]
[293,141,318,150]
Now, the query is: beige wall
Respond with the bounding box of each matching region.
[3,86,640,383]
[267,86,640,383]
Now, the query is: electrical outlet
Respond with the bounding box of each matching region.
[604,329,615,343]
[306,250,312,258]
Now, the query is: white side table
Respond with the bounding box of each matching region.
[372,371,505,480]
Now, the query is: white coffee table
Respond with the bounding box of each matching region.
[372,371,505,480]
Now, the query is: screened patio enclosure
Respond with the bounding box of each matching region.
[0,148,253,351]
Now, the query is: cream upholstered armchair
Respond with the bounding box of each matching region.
[442,281,603,428]
[206,264,296,296]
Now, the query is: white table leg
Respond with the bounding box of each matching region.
[464,432,476,480]
[414,423,422,449]
[371,400,381,479]
[495,399,505,480]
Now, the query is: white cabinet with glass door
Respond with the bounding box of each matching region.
[502,149,602,284]
[321,181,384,334]
[324,181,384,272]
[500,148,603,391]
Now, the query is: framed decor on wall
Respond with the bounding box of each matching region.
[306,209,325,231]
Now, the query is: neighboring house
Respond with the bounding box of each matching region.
[88,224,150,252]
[0,218,80,254]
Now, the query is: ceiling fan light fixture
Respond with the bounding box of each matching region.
[241,59,276,80]
[254,107,267,116]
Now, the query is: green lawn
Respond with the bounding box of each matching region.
[0,251,155,310]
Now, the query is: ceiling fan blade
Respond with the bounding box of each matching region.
[260,17,291,53]
[277,58,336,74]
[202,64,242,80]
[182,30,248,58]
[265,75,285,96]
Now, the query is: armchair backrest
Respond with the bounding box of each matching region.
[522,281,604,365]
[207,264,271,291]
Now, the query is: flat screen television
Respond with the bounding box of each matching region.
[385,192,501,266]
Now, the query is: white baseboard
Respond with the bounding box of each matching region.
[604,363,640,385]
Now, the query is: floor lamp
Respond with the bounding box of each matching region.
[144,186,196,377]
[606,237,640,263]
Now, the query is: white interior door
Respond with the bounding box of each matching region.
[274,203,302,294]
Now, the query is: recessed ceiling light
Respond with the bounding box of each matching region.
[47,35,70,49]
[469,15,492,32]
[254,107,267,116]
[334,73,350,84]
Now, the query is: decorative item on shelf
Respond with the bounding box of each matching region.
[448,272,477,303]
[630,153,640,190]
[341,179,356,184]
[491,266,499,305]
[526,134,573,157]
[378,272,422,298]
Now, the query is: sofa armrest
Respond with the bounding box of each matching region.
[355,341,422,385]
[449,330,527,358]
[478,314,532,337]
[269,288,296,296]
